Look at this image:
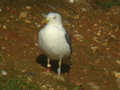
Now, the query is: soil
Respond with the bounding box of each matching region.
[0,0,120,89]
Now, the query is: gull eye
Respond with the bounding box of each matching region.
[53,16,56,19]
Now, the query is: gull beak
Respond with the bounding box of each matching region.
[41,14,48,24]
[42,13,47,18]
[41,18,48,25]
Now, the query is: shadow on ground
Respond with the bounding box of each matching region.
[36,54,71,74]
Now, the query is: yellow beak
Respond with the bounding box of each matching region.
[41,19,48,24]
[41,13,48,24]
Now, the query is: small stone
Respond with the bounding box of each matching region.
[19,11,28,19]
[21,69,26,73]
[87,29,91,31]
[87,82,100,90]
[69,0,74,3]
[35,43,38,47]
[0,8,2,12]
[93,37,99,43]
[3,25,7,30]
[106,12,111,16]
[79,25,82,28]
[96,30,101,36]
[94,23,98,27]
[74,34,84,42]
[74,15,79,19]
[27,77,32,82]
[6,19,10,23]
[98,20,102,23]
[113,71,120,79]
[1,46,6,50]
[27,72,36,76]
[1,70,7,76]
[49,88,54,90]
[116,78,120,89]
[0,24,1,28]
[37,24,41,28]
[35,22,41,28]
[71,25,75,28]
[41,85,48,90]
[106,48,110,51]
[102,40,108,46]
[4,37,8,41]
[116,60,120,65]
[24,19,31,24]
[110,34,116,39]
[7,54,10,56]
[10,15,14,19]
[81,8,87,12]
[91,46,98,53]
[25,6,31,10]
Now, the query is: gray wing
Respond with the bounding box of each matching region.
[65,31,72,54]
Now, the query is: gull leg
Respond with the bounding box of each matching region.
[54,58,64,81]
[47,58,51,72]
[41,58,52,76]
[57,58,62,75]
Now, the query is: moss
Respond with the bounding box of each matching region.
[95,0,120,10]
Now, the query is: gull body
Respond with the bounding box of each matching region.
[38,12,72,75]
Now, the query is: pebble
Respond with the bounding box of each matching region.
[35,22,41,28]
[3,25,7,30]
[25,6,31,10]
[81,8,87,12]
[74,15,79,19]
[27,76,32,82]
[93,36,99,43]
[9,14,14,18]
[1,46,6,50]
[102,39,108,46]
[21,69,26,73]
[0,8,2,12]
[116,60,120,65]
[34,43,38,47]
[4,36,8,41]
[19,11,28,19]
[24,19,31,24]
[116,78,120,89]
[96,30,101,36]
[87,82,100,90]
[74,34,84,42]
[113,71,120,79]
[69,0,75,3]
[41,85,48,90]
[98,20,102,24]
[6,19,10,23]
[91,46,98,53]
[0,24,1,28]
[27,72,36,76]
[1,70,7,76]
[49,88,54,90]
[94,23,98,27]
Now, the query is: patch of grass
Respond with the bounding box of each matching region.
[95,0,120,9]
[73,85,85,90]
[0,77,41,90]
[0,47,5,63]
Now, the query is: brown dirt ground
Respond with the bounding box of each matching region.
[0,0,120,89]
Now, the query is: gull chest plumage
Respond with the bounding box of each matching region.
[38,12,72,75]
[39,24,70,59]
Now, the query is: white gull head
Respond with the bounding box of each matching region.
[45,12,62,25]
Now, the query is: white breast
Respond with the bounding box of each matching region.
[38,25,71,60]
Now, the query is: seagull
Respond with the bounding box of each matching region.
[38,12,72,76]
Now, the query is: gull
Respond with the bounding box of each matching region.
[38,12,72,76]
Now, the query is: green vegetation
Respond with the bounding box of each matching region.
[0,77,41,90]
[96,0,120,9]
